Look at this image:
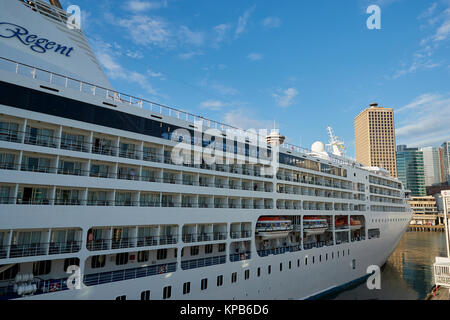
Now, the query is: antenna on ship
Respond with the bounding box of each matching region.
[326,126,345,157]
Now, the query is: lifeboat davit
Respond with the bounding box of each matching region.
[255,217,293,240]
[303,217,328,235]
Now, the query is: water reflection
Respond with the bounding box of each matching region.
[332,232,447,300]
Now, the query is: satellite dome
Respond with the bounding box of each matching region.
[311,141,325,153]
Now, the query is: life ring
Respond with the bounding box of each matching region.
[158,265,166,274]
[49,282,60,292]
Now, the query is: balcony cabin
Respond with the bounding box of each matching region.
[89,161,113,179]
[161,193,179,207]
[143,143,162,162]
[229,241,251,262]
[141,167,160,182]
[0,149,18,170]
[111,227,136,249]
[140,193,160,207]
[24,121,58,148]
[9,229,48,258]
[92,135,115,156]
[86,227,111,251]
[58,157,87,176]
[55,188,83,205]
[60,129,89,152]
[49,228,82,254]
[119,139,140,160]
[21,153,55,173]
[115,191,138,206]
[0,184,14,204]
[230,222,251,239]
[118,165,139,181]
[0,117,20,143]
[87,190,112,206]
[17,186,51,205]
[181,195,196,208]
[137,226,159,247]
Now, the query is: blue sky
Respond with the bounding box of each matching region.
[62,0,450,158]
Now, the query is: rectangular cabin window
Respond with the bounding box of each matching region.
[141,290,150,300]
[217,275,223,287]
[157,249,168,260]
[163,286,172,299]
[231,272,237,283]
[33,260,51,276]
[183,282,191,295]
[201,278,208,290]
[245,270,250,280]
[91,255,106,269]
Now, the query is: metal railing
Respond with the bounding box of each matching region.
[83,262,177,287]
[86,235,178,251]
[257,245,302,257]
[2,241,80,259]
[229,252,251,262]
[181,255,226,270]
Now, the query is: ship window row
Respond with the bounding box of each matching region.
[0,184,275,209]
[0,228,82,259]
[0,113,272,166]
[368,176,401,189]
[0,149,275,193]
[370,185,402,198]
[0,118,276,180]
[276,184,356,200]
[275,168,354,192]
[370,195,403,205]
[278,153,348,178]
[2,114,348,183]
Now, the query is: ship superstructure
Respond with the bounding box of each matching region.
[0,0,412,300]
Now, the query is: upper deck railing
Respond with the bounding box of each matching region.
[0,56,389,176]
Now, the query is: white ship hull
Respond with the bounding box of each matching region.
[0,0,412,301]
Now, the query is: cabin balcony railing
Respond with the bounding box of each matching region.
[257,245,302,257]
[84,262,177,287]
[229,252,251,262]
[303,241,333,250]
[230,230,252,239]
[15,198,51,205]
[7,243,46,258]
[181,255,226,270]
[0,129,21,143]
[0,162,19,170]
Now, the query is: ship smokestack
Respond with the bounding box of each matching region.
[49,0,63,9]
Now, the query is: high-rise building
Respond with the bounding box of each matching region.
[355,103,397,177]
[421,146,443,187]
[396,145,426,196]
[442,141,450,183]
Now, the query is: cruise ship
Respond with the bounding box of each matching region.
[0,0,412,300]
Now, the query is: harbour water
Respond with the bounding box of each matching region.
[331,231,448,300]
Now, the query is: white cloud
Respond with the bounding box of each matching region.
[213,23,231,46]
[235,6,256,37]
[178,51,204,60]
[125,0,167,12]
[223,109,273,131]
[96,50,159,96]
[117,15,172,48]
[125,50,144,59]
[261,17,281,28]
[272,88,299,108]
[199,100,230,111]
[247,53,263,61]
[211,83,239,96]
[178,26,204,46]
[395,93,450,147]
